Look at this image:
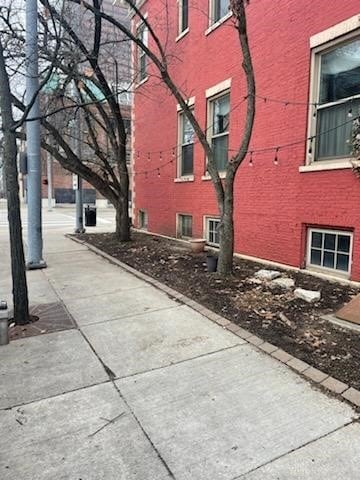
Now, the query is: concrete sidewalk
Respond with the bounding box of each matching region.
[0,226,359,479]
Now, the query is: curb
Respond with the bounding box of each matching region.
[67,234,360,410]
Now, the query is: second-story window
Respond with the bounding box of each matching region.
[209,92,230,171]
[179,111,195,176]
[137,22,148,82]
[179,0,189,34]
[211,0,230,24]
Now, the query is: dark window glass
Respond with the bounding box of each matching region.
[181,144,194,176]
[181,0,188,32]
[338,235,350,253]
[180,215,192,238]
[336,254,349,271]
[311,232,322,248]
[213,0,230,23]
[324,233,336,250]
[212,135,228,171]
[323,251,335,269]
[310,249,321,266]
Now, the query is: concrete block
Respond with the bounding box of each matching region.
[0,330,108,409]
[259,342,278,354]
[244,424,360,479]
[321,377,349,395]
[294,288,321,303]
[254,269,281,281]
[0,383,172,479]
[303,367,329,383]
[117,346,355,480]
[81,305,242,378]
[271,349,293,363]
[247,335,264,346]
[271,277,295,289]
[286,357,310,373]
[342,387,360,407]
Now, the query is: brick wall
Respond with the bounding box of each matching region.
[133,0,360,281]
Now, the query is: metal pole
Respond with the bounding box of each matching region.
[25,0,46,269]
[46,152,53,211]
[74,107,85,233]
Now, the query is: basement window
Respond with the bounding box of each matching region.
[138,210,148,230]
[307,228,353,276]
[177,214,193,238]
[205,217,220,245]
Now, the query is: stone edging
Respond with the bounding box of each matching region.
[67,234,360,410]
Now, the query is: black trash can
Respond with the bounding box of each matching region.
[85,205,97,227]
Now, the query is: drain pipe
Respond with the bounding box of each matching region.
[0,301,9,346]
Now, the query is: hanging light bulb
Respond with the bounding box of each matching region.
[160,151,163,161]
[348,107,353,118]
[172,148,175,158]
[137,151,140,160]
[157,168,161,177]
[249,151,253,167]
[147,152,150,161]
[308,137,313,159]
[273,148,279,165]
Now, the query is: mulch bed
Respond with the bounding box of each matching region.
[77,231,360,390]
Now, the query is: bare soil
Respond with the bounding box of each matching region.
[78,231,360,390]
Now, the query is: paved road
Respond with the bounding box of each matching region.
[0,206,359,479]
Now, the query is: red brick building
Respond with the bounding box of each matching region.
[132,1,360,281]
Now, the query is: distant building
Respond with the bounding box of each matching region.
[132,1,360,281]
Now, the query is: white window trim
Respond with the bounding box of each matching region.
[176,96,195,111]
[306,227,353,278]
[310,14,360,48]
[176,213,193,239]
[303,24,360,172]
[206,88,230,174]
[176,27,189,42]
[206,79,231,99]
[204,216,221,246]
[135,17,149,86]
[206,1,232,35]
[177,0,189,37]
[177,108,195,179]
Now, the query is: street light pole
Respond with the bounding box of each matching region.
[25,0,46,269]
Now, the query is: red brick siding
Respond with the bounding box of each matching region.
[133,0,360,280]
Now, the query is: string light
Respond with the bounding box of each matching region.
[348,107,353,118]
[172,148,175,158]
[160,151,162,160]
[249,151,253,167]
[147,152,151,161]
[157,168,161,177]
[273,148,279,165]
[313,104,317,118]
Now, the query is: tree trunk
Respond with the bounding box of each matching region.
[0,39,30,325]
[217,182,235,275]
[115,198,130,241]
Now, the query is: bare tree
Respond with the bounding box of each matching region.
[0,37,29,324]
[69,0,256,275]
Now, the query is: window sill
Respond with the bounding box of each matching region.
[176,28,189,42]
[307,265,350,280]
[299,158,353,173]
[174,176,194,183]
[201,172,226,181]
[205,12,232,36]
[135,76,149,89]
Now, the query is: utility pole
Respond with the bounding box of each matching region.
[74,106,85,233]
[25,0,46,269]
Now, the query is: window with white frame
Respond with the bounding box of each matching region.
[310,35,360,162]
[178,111,194,176]
[178,0,189,34]
[205,217,220,245]
[177,214,192,238]
[137,22,148,82]
[208,92,230,171]
[307,228,352,275]
[210,0,230,24]
[138,209,148,229]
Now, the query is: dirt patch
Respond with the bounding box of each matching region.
[76,231,360,390]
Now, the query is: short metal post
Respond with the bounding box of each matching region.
[0,301,9,346]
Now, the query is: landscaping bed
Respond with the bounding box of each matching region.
[77,231,360,390]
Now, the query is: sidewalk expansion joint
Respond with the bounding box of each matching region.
[232,419,357,479]
[67,235,360,411]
